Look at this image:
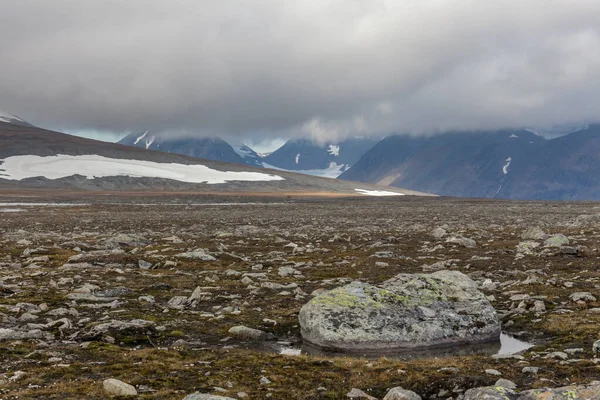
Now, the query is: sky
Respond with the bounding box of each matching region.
[1,0,599,149]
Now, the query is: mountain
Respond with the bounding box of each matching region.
[339,126,600,200]
[0,111,35,127]
[233,144,264,168]
[263,137,378,177]
[0,119,428,197]
[118,132,262,168]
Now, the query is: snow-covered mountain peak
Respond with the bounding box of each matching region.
[0,111,28,125]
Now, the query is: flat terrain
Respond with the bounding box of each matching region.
[2,194,600,399]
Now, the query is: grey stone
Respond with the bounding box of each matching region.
[485,369,502,376]
[520,383,600,399]
[103,378,137,397]
[463,386,517,400]
[347,388,377,399]
[383,386,422,400]
[299,270,500,351]
[182,393,235,400]
[569,292,596,303]
[445,235,476,248]
[521,227,547,241]
[495,379,517,390]
[138,260,153,269]
[228,325,275,341]
[431,227,447,239]
[176,250,216,261]
[544,234,569,248]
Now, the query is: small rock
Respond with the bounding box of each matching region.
[347,388,377,399]
[182,393,235,400]
[103,378,137,397]
[522,366,539,374]
[259,376,271,385]
[544,234,569,248]
[228,326,275,341]
[569,292,596,303]
[383,386,422,400]
[494,378,516,390]
[485,369,502,376]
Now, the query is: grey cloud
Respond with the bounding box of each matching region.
[1,0,599,140]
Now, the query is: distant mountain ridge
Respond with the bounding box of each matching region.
[263,137,378,176]
[0,118,425,196]
[0,111,35,127]
[339,126,600,200]
[118,132,262,168]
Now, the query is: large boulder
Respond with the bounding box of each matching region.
[463,382,600,400]
[299,270,500,351]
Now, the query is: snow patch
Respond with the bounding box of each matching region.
[295,153,300,164]
[0,111,25,124]
[263,161,348,179]
[509,134,518,139]
[327,145,340,157]
[145,136,156,149]
[0,208,26,213]
[233,145,253,157]
[355,189,405,197]
[503,157,512,175]
[0,154,284,184]
[134,131,148,145]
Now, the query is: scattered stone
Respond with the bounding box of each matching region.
[182,393,235,400]
[495,379,517,390]
[347,388,377,399]
[485,369,502,376]
[383,387,422,400]
[103,378,137,397]
[228,326,275,341]
[176,250,216,261]
[521,227,547,241]
[569,292,596,303]
[445,235,476,248]
[544,234,569,248]
[522,366,539,374]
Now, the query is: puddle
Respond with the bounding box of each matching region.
[271,333,533,360]
[497,333,534,355]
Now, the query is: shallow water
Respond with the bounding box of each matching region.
[274,333,533,360]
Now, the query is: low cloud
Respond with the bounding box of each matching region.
[1,1,599,140]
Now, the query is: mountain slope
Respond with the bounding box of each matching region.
[0,111,35,127]
[0,121,428,197]
[118,133,258,167]
[233,145,264,168]
[339,126,600,200]
[263,137,378,176]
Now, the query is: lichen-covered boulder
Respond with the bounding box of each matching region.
[464,383,600,400]
[299,270,500,351]
[463,386,518,400]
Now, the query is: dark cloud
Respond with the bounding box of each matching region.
[1,0,599,140]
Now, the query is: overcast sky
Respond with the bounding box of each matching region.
[1,0,599,145]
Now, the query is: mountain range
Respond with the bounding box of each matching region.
[0,116,421,197]
[262,137,379,177]
[339,126,600,200]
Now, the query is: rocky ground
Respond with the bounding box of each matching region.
[2,195,600,399]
